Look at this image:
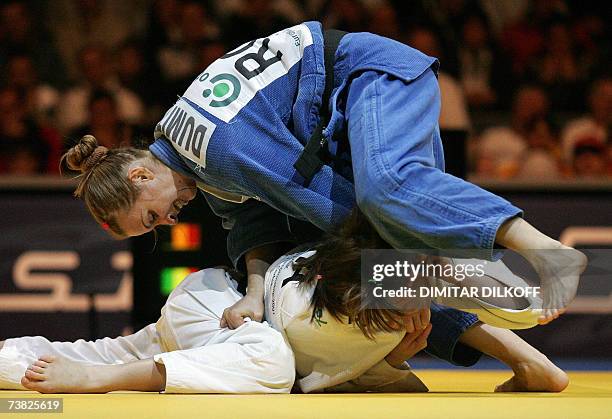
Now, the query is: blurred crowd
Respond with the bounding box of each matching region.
[0,0,609,179]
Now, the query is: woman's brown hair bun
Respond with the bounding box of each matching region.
[64,135,108,174]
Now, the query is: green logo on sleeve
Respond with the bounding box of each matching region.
[200,73,241,107]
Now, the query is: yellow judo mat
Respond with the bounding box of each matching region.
[1,370,610,419]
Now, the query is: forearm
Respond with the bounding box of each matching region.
[244,244,286,298]
[221,244,288,327]
[324,360,427,393]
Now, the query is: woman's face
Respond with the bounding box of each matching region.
[115,163,197,237]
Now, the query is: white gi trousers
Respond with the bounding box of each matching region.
[0,268,295,393]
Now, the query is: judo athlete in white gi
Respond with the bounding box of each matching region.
[0,266,432,394]
[0,242,568,394]
[264,250,567,394]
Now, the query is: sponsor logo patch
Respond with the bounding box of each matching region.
[182,23,314,123]
[155,100,216,169]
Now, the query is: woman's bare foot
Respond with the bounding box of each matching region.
[21,355,103,393]
[0,341,4,351]
[495,217,587,325]
[20,355,165,393]
[459,323,569,393]
[495,355,569,392]
[523,245,587,325]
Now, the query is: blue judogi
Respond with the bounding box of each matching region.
[150,22,522,366]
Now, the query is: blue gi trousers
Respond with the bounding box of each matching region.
[343,68,523,364]
[345,68,522,260]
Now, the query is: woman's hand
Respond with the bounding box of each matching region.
[385,322,432,368]
[220,245,280,329]
[220,294,264,329]
[389,308,431,333]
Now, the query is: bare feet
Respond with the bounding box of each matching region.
[21,355,102,393]
[0,341,4,351]
[459,323,569,393]
[495,217,588,324]
[523,245,587,325]
[494,355,569,392]
[21,355,165,393]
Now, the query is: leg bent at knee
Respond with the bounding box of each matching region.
[154,322,295,393]
[156,268,243,351]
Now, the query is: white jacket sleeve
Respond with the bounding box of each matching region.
[323,360,428,393]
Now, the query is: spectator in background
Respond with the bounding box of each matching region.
[367,1,401,41]
[407,24,471,179]
[0,1,67,88]
[508,85,551,139]
[500,0,567,79]
[414,0,473,75]
[44,0,149,82]
[144,0,182,56]
[143,0,183,106]
[116,41,162,124]
[478,0,530,38]
[475,85,557,179]
[196,40,227,70]
[517,116,564,180]
[566,2,609,74]
[407,25,471,133]
[0,87,61,175]
[219,0,296,47]
[319,0,369,33]
[457,11,511,109]
[181,1,220,46]
[154,1,220,102]
[1,145,41,175]
[572,138,607,178]
[4,53,60,124]
[561,77,611,165]
[474,127,526,179]
[57,45,144,134]
[69,90,144,151]
[528,20,589,111]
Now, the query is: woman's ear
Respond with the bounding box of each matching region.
[127,166,155,185]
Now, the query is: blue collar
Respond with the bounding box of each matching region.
[149,137,198,181]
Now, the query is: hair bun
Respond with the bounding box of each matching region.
[84,146,109,171]
[64,135,108,173]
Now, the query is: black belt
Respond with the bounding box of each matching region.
[293,29,347,187]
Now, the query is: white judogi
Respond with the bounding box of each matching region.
[264,251,543,393]
[0,264,426,394]
[265,251,428,394]
[0,268,295,393]
[0,264,428,394]
[0,251,542,394]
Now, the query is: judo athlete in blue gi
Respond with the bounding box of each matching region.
[57,23,585,374]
